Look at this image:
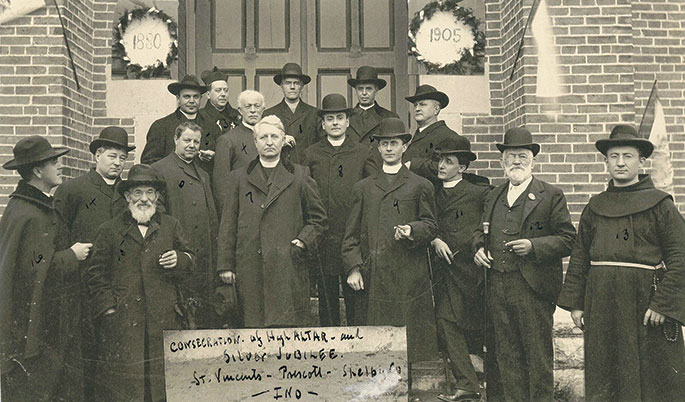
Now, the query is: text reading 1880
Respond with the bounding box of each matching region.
[132,33,162,50]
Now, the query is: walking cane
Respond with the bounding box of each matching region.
[481,222,490,394]
[314,249,335,325]
[426,247,452,389]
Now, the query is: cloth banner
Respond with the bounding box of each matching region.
[640,82,674,195]
[531,0,564,98]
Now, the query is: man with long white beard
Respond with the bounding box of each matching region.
[472,127,576,402]
[85,164,195,402]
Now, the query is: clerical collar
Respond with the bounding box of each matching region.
[260,158,280,168]
[179,109,197,120]
[242,121,255,131]
[509,175,533,190]
[286,99,300,113]
[96,170,117,185]
[359,104,374,111]
[442,178,462,188]
[382,163,402,174]
[327,136,345,147]
[41,189,52,197]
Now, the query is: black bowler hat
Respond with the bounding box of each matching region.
[371,117,412,144]
[405,84,450,109]
[496,127,541,156]
[318,93,351,116]
[200,66,228,86]
[89,126,135,154]
[595,125,653,157]
[211,285,241,324]
[117,164,166,196]
[273,63,311,85]
[434,135,477,162]
[347,66,387,90]
[3,135,69,170]
[168,75,208,96]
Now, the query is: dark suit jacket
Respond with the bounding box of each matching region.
[473,177,576,302]
[200,101,241,133]
[264,99,321,164]
[140,108,221,174]
[347,102,399,149]
[405,120,460,183]
[213,123,257,213]
[152,153,218,295]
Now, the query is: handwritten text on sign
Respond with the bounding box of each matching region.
[164,326,408,401]
[414,10,476,67]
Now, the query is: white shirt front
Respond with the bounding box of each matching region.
[507,175,533,206]
[442,178,462,189]
[327,136,345,147]
[259,158,280,168]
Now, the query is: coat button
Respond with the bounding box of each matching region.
[192,201,197,205]
[132,322,138,327]
[136,297,142,302]
[260,204,265,209]
[257,249,262,255]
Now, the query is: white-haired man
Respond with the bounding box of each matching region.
[213,89,266,211]
[217,115,327,328]
[85,164,195,402]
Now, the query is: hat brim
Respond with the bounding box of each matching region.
[405,92,449,109]
[317,107,351,117]
[371,133,412,144]
[117,180,166,197]
[348,78,387,90]
[273,74,311,85]
[434,149,477,161]
[595,139,654,158]
[3,147,69,170]
[168,82,208,96]
[495,143,541,157]
[89,139,136,154]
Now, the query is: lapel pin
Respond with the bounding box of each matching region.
[528,193,536,201]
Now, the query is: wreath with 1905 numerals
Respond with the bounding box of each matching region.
[408,0,486,75]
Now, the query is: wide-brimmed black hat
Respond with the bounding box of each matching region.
[405,84,449,109]
[434,135,477,161]
[211,285,241,323]
[3,135,69,170]
[371,117,412,143]
[347,66,387,90]
[318,93,351,116]
[168,75,208,96]
[89,126,135,154]
[273,63,311,85]
[117,164,166,196]
[495,127,541,156]
[595,125,653,157]
[200,66,228,86]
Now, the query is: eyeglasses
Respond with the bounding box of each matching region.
[129,188,157,199]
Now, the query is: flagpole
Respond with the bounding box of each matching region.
[639,80,659,138]
[509,0,541,81]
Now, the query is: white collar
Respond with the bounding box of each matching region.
[442,178,462,188]
[41,189,52,197]
[418,119,438,132]
[179,109,196,120]
[359,103,374,111]
[509,175,533,190]
[176,153,193,164]
[96,170,117,185]
[259,158,280,168]
[242,120,255,131]
[382,163,402,174]
[286,99,299,112]
[327,135,346,147]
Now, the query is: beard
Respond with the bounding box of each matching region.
[505,164,533,185]
[129,200,156,224]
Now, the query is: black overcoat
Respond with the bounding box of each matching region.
[405,120,460,183]
[347,102,399,149]
[341,166,439,362]
[433,179,490,329]
[264,98,322,164]
[302,136,378,275]
[213,123,257,213]
[140,108,221,174]
[217,159,328,327]
[85,211,195,402]
[200,101,241,132]
[0,181,82,401]
[473,177,576,302]
[152,153,218,297]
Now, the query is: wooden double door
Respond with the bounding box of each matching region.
[184,0,408,119]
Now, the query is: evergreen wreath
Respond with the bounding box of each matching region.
[408,0,486,75]
[113,7,178,78]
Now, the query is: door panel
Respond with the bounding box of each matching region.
[195,0,407,120]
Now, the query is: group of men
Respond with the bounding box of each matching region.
[0,61,683,402]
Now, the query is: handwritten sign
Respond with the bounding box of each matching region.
[413,10,476,68]
[164,326,408,401]
[121,14,174,68]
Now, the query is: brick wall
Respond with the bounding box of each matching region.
[0,0,134,215]
[462,0,685,222]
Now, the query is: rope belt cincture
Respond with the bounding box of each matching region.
[590,261,665,270]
